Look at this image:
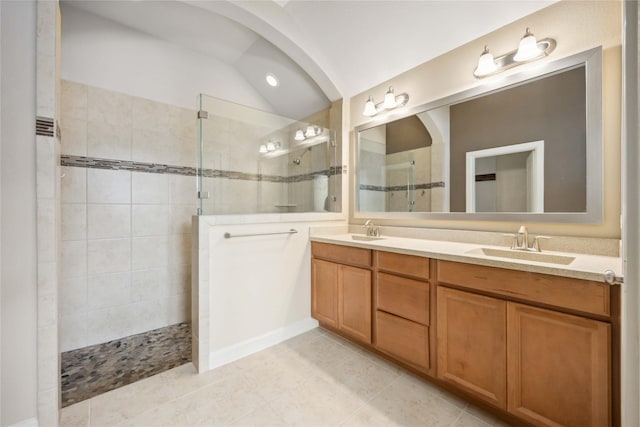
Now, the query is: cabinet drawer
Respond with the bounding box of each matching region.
[312,242,372,267]
[376,251,429,279]
[377,272,429,325]
[376,310,429,369]
[438,260,610,317]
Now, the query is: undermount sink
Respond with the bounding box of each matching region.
[351,235,385,242]
[466,247,575,265]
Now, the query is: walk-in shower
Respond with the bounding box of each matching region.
[197,94,341,215]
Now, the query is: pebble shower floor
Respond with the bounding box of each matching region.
[61,322,192,407]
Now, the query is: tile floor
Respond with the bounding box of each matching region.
[62,323,192,407]
[60,328,513,427]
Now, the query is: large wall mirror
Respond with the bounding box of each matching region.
[355,47,603,223]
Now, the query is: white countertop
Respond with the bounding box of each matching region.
[310,233,623,283]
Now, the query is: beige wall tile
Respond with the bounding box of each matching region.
[87,305,133,346]
[169,234,191,267]
[169,263,190,296]
[131,128,173,165]
[62,203,87,241]
[61,80,87,122]
[87,204,131,239]
[37,52,55,117]
[37,324,58,391]
[132,204,170,237]
[170,175,197,205]
[60,313,88,352]
[130,299,169,335]
[87,86,133,128]
[60,277,87,318]
[169,204,196,235]
[167,293,191,325]
[132,236,169,270]
[88,272,131,311]
[62,166,86,203]
[61,117,87,156]
[132,97,171,133]
[61,240,87,279]
[36,136,56,199]
[132,172,169,204]
[169,106,197,141]
[87,169,131,204]
[37,198,56,263]
[87,120,132,160]
[88,238,131,275]
[131,268,170,302]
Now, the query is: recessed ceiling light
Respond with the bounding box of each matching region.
[265,73,279,87]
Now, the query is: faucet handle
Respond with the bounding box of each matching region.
[532,236,551,252]
[502,233,518,249]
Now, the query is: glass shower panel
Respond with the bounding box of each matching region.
[197,94,340,215]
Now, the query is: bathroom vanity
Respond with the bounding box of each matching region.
[310,235,620,427]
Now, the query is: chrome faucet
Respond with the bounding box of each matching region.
[506,225,550,252]
[516,225,529,250]
[364,220,380,237]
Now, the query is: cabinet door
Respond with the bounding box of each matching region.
[507,303,610,427]
[437,286,507,409]
[311,259,338,327]
[338,265,372,343]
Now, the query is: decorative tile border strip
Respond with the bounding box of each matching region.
[61,155,342,184]
[359,181,445,192]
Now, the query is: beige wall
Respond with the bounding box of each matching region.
[350,0,622,238]
[1,1,39,425]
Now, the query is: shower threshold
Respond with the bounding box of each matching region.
[61,322,191,407]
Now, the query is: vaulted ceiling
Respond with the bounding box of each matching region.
[60,0,556,118]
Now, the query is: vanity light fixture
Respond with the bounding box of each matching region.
[514,28,542,62]
[362,87,410,117]
[304,125,318,138]
[293,126,322,142]
[259,140,281,154]
[473,27,556,79]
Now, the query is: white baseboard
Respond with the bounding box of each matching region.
[9,417,38,427]
[209,317,319,369]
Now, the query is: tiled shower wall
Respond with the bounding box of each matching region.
[59,80,196,351]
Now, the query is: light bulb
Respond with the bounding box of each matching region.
[363,96,377,116]
[304,125,316,138]
[266,142,276,151]
[265,73,279,87]
[294,129,305,141]
[514,28,542,62]
[259,145,268,154]
[474,46,497,77]
[383,87,396,109]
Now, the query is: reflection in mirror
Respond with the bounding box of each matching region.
[355,47,601,223]
[466,141,544,213]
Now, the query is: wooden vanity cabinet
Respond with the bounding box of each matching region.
[507,303,610,427]
[437,260,612,427]
[437,286,507,409]
[374,251,431,371]
[311,243,372,344]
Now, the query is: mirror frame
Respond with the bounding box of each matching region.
[354,46,603,223]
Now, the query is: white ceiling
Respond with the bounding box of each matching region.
[282,0,558,97]
[60,0,556,111]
